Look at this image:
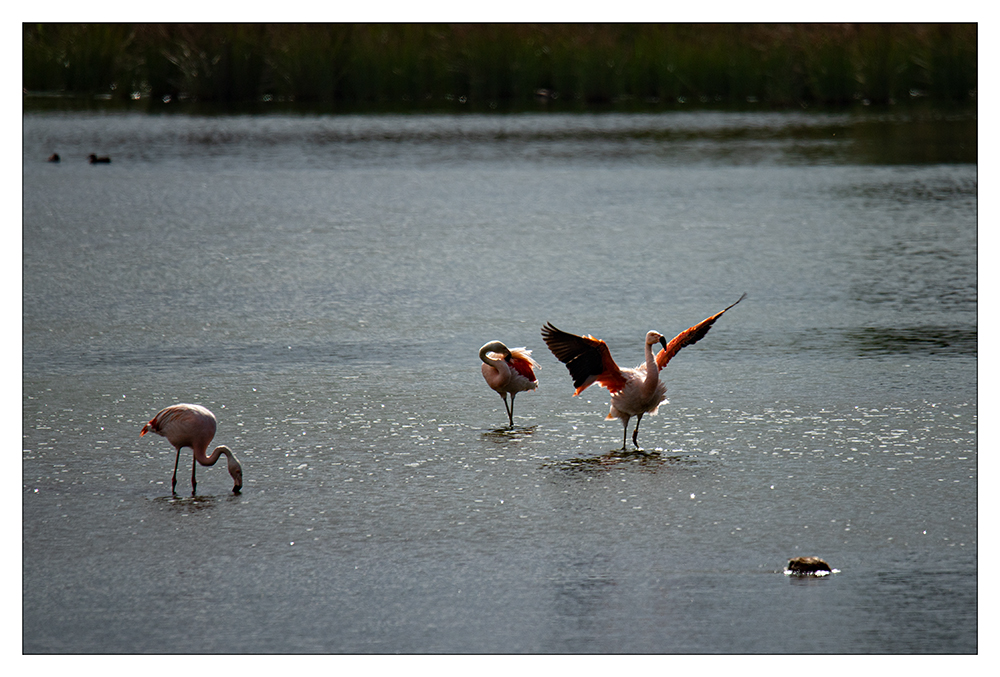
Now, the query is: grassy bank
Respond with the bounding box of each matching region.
[22,24,977,109]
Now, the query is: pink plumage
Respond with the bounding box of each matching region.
[479,341,539,428]
[542,295,744,450]
[141,403,243,495]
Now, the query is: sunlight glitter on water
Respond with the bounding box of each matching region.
[22,109,976,653]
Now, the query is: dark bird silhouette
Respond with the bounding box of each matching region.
[786,556,833,575]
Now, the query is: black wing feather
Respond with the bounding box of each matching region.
[541,322,605,390]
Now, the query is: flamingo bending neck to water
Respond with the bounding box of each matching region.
[479,341,539,427]
[140,403,243,495]
[542,294,745,450]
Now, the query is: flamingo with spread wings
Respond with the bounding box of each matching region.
[140,403,243,495]
[541,294,745,450]
[479,341,539,427]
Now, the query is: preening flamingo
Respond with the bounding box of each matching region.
[541,294,745,450]
[140,403,243,495]
[479,341,539,427]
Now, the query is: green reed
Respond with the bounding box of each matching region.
[22,23,977,108]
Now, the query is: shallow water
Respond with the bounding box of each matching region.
[23,108,976,653]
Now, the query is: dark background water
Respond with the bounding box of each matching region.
[22,108,976,653]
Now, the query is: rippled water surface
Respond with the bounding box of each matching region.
[22,109,976,653]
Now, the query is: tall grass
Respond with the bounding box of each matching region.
[22,23,977,108]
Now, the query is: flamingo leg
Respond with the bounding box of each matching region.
[620,417,630,451]
[632,413,645,449]
[500,394,513,427]
[171,446,181,495]
[191,457,198,496]
[508,393,517,427]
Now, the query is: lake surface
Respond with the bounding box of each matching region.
[22,107,977,653]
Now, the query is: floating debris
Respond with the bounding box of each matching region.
[785,556,835,576]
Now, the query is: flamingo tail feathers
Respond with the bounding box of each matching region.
[508,348,539,382]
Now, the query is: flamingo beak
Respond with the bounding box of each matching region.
[659,336,667,350]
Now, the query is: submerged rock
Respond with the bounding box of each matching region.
[786,556,833,575]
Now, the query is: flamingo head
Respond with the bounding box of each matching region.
[646,331,667,351]
[219,446,243,494]
[479,341,511,362]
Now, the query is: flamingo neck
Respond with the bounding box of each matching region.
[194,444,243,491]
[479,342,509,368]
[194,444,229,466]
[640,340,660,393]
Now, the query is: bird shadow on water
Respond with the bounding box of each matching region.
[481,425,538,443]
[151,493,238,512]
[545,448,699,474]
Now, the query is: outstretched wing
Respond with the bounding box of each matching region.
[541,322,627,395]
[656,293,746,369]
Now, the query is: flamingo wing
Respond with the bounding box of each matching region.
[541,322,627,395]
[507,348,539,383]
[140,403,215,443]
[140,406,180,436]
[656,293,746,369]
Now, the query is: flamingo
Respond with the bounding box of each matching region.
[88,154,111,164]
[541,294,745,450]
[140,403,243,495]
[479,341,539,427]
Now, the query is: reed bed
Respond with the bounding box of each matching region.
[23,23,977,109]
